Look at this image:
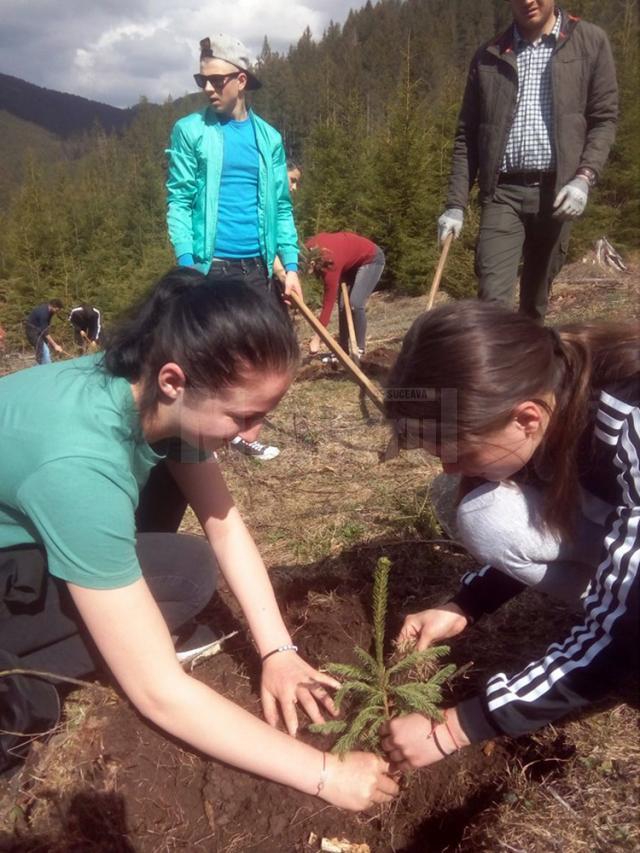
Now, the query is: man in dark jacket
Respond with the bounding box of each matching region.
[69,304,101,351]
[438,1,618,320]
[24,300,64,364]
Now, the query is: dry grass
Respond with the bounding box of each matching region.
[461,703,640,852]
[1,685,121,836]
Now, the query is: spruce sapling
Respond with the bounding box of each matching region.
[309,557,456,754]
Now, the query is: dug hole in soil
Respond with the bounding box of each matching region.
[0,541,578,853]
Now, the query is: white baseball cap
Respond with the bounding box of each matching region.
[199,34,262,90]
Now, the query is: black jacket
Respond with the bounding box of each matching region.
[454,377,639,741]
[446,10,618,208]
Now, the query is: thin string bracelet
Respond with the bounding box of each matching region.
[427,718,451,758]
[444,709,462,751]
[315,751,328,796]
[261,643,298,663]
[432,726,452,758]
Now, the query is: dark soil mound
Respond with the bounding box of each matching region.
[0,542,579,853]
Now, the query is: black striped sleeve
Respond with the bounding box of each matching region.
[458,398,640,742]
[451,565,527,623]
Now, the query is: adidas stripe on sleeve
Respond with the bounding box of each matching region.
[457,391,639,741]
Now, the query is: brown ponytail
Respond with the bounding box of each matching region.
[385,301,640,537]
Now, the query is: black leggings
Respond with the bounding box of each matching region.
[0,462,215,771]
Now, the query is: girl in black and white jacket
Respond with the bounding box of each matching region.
[382,301,639,765]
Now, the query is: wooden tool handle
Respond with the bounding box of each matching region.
[426,233,453,311]
[340,282,360,362]
[289,291,385,412]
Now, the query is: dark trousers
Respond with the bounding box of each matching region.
[206,256,270,289]
[476,183,573,321]
[205,256,289,311]
[0,462,215,772]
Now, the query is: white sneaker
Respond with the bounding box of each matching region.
[230,436,280,460]
[320,353,339,368]
[176,630,239,668]
[176,640,223,664]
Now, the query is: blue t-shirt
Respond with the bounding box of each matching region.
[214,117,261,259]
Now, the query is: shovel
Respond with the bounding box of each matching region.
[340,282,360,365]
[289,291,384,413]
[425,233,453,311]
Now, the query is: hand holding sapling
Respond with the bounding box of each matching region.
[381,707,470,770]
[320,752,399,810]
[397,602,469,651]
[309,558,457,754]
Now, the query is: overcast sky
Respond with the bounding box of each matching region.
[0,0,354,108]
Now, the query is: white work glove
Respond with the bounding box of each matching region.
[437,208,464,244]
[553,177,589,220]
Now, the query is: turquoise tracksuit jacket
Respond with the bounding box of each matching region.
[165,108,299,274]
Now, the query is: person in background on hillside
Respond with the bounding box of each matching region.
[166,33,302,461]
[438,0,618,321]
[287,161,302,194]
[0,268,399,809]
[24,299,64,365]
[273,163,304,286]
[69,303,101,352]
[382,301,638,770]
[0,323,5,353]
[304,232,385,358]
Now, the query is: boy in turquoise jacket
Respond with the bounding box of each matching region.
[166,33,301,460]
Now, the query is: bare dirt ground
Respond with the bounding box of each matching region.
[1,257,639,852]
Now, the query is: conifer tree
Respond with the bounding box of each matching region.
[367,40,441,294]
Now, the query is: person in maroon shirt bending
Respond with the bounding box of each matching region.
[304,232,385,357]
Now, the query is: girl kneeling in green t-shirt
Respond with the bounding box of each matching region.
[0,268,398,809]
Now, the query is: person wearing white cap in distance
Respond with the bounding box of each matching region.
[166,33,301,461]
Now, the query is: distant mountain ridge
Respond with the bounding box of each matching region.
[0,72,136,138]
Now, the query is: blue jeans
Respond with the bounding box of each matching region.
[39,342,52,364]
[25,325,52,364]
[207,256,270,289]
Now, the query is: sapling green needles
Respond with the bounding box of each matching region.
[309,557,456,754]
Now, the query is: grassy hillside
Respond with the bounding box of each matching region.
[0,110,64,205]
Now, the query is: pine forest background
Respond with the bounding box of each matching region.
[0,0,637,342]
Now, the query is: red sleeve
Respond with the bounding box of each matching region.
[318,267,341,327]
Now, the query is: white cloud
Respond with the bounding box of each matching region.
[0,0,355,107]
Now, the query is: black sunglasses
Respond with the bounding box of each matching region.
[194,72,241,90]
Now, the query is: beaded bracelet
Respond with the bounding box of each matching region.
[261,643,298,663]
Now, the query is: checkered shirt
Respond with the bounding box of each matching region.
[501,14,561,173]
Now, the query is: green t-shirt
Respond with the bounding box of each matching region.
[0,355,163,589]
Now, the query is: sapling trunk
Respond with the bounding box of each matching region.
[310,557,457,754]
